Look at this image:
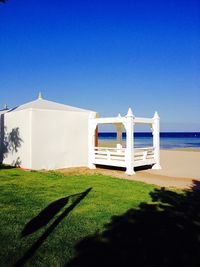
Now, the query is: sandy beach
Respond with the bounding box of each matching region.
[60,149,200,190]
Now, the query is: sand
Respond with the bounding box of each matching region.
[148,150,200,179]
[59,150,200,190]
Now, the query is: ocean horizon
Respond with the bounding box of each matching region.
[98,132,200,150]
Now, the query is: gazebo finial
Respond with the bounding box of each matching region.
[38,92,43,100]
[153,111,160,119]
[126,107,134,117]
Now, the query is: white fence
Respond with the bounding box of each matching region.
[92,146,156,168]
[134,147,156,167]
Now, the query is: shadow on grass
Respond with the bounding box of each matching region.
[0,163,15,169]
[67,181,200,267]
[15,188,92,267]
[21,196,71,237]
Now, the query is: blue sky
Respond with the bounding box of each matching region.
[0,0,199,131]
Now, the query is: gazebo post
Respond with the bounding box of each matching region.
[116,116,123,148]
[152,111,161,169]
[88,113,97,169]
[125,108,135,175]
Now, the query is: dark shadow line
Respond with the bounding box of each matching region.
[22,189,93,237]
[96,164,153,172]
[0,163,15,169]
[22,196,70,237]
[14,187,92,267]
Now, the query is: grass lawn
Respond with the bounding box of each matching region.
[0,166,200,267]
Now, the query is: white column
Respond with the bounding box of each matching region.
[88,113,97,169]
[125,108,135,175]
[116,124,123,146]
[152,111,161,169]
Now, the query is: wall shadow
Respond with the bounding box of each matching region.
[0,113,23,166]
[67,181,200,267]
[0,113,5,163]
[15,188,92,267]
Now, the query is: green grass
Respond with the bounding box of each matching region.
[0,167,159,267]
[1,167,199,267]
[6,167,200,267]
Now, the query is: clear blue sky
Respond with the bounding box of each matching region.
[0,0,199,131]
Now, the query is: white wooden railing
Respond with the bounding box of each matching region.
[92,146,156,168]
[93,147,126,167]
[134,147,155,167]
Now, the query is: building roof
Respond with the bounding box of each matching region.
[0,109,9,116]
[9,96,94,113]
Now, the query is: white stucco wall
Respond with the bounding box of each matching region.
[1,104,97,170]
[31,109,97,170]
[3,109,32,169]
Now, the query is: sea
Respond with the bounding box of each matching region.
[98,132,200,150]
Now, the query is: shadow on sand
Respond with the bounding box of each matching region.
[96,164,153,173]
[67,181,200,267]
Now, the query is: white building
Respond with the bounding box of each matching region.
[0,94,97,170]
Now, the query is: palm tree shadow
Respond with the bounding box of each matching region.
[67,181,200,267]
[15,187,92,267]
[1,112,23,167]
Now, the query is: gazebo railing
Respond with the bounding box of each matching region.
[134,147,156,167]
[92,146,156,168]
[93,147,126,167]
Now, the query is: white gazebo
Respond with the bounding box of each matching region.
[88,108,161,175]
